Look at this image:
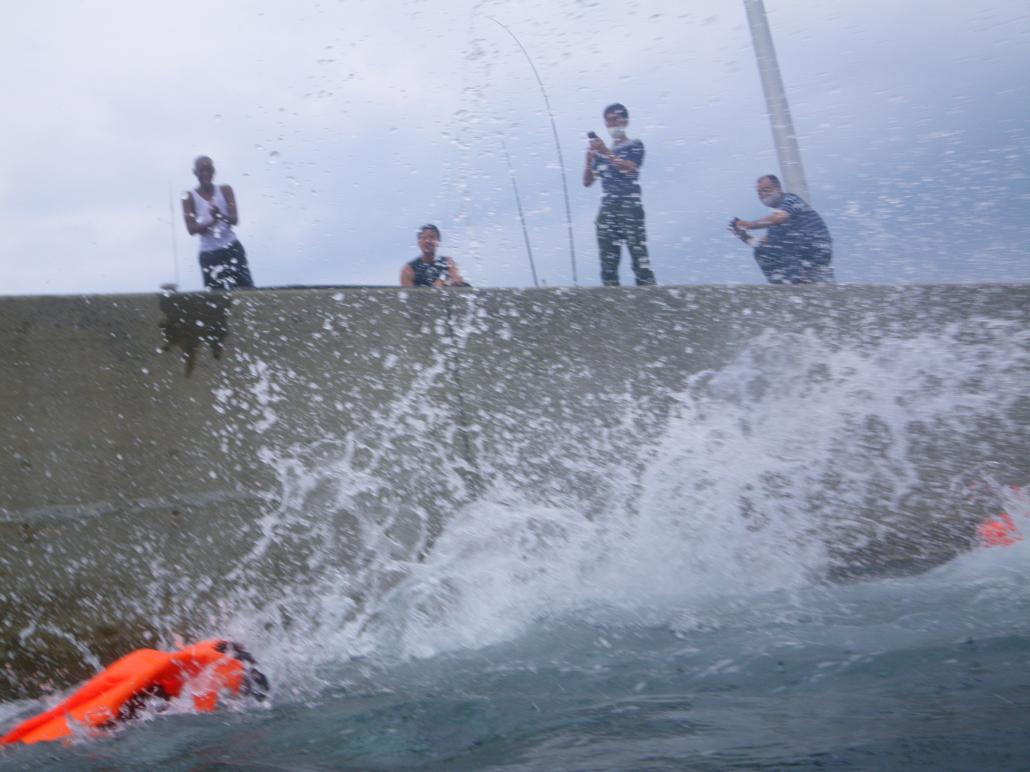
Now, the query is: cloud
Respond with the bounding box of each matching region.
[1,0,1028,294]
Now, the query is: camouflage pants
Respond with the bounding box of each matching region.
[596,199,656,287]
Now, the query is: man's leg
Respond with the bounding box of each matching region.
[624,204,656,286]
[224,241,255,288]
[810,245,835,283]
[199,250,223,289]
[596,205,622,286]
[200,246,242,290]
[812,264,836,283]
[753,244,788,284]
[795,246,835,284]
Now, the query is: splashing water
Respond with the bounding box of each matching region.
[209,318,1027,688]
[2,317,1027,769]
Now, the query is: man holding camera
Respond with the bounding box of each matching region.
[730,175,835,284]
[583,103,656,287]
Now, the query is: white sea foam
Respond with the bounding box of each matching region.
[220,319,1025,699]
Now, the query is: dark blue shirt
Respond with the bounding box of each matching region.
[767,193,832,257]
[592,138,644,200]
[407,255,450,287]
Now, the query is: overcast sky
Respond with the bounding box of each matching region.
[2,0,1028,294]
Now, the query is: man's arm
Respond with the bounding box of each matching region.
[220,185,240,226]
[182,194,211,236]
[729,218,767,248]
[400,263,415,287]
[583,150,596,187]
[589,137,638,175]
[443,257,465,287]
[736,210,790,230]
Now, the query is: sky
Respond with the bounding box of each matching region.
[1,0,1028,294]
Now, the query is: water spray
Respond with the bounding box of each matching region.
[485,16,578,286]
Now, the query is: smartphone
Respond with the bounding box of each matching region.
[587,131,598,139]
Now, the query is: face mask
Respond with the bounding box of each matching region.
[608,125,627,140]
[760,192,784,208]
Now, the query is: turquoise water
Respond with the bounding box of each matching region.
[2,322,1027,769]
[2,530,1028,771]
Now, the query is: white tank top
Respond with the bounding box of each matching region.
[189,186,238,252]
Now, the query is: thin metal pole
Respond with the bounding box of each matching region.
[743,0,811,202]
[501,139,539,287]
[168,182,180,289]
[486,16,578,286]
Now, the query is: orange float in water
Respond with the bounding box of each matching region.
[1,639,267,745]
[978,512,1023,548]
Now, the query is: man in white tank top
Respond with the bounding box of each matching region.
[181,156,254,290]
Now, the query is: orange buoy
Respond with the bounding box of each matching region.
[1,639,267,745]
[978,512,1023,548]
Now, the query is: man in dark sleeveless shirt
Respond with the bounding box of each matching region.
[400,224,468,287]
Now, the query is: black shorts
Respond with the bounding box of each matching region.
[199,241,254,290]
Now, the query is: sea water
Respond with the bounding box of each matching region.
[1,321,1027,770]
[2,529,1028,770]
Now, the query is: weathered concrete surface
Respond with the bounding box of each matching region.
[0,284,1027,699]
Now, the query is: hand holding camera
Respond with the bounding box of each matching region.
[729,217,754,245]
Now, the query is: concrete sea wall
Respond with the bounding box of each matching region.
[0,285,1027,698]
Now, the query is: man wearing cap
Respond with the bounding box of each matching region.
[400,224,468,288]
[583,103,657,286]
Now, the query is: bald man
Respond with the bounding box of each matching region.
[730,175,834,284]
[182,156,254,290]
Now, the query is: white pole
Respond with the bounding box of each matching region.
[167,182,180,290]
[743,0,811,202]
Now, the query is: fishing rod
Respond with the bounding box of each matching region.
[485,16,578,286]
[434,5,485,283]
[166,181,180,290]
[500,138,539,288]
